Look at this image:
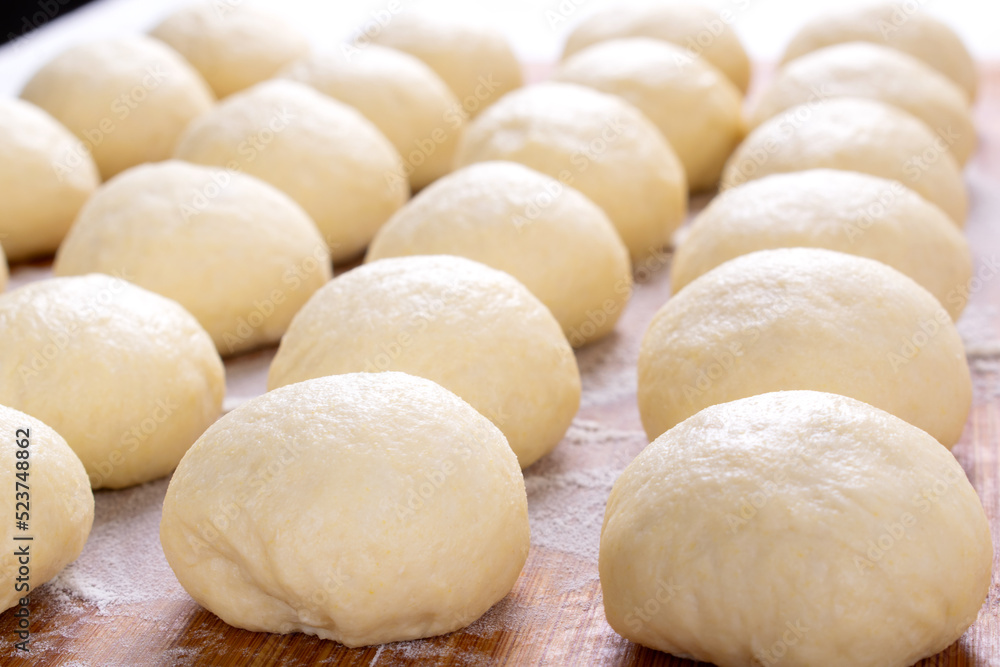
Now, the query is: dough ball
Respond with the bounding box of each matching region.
[455,83,687,261]
[0,245,7,292]
[366,161,632,346]
[750,43,975,165]
[161,372,529,647]
[638,248,971,446]
[370,13,522,118]
[21,36,214,180]
[721,98,968,225]
[562,2,750,94]
[0,99,99,262]
[268,256,580,468]
[781,3,977,101]
[53,161,331,356]
[672,169,973,320]
[553,37,744,192]
[0,405,93,613]
[174,79,408,262]
[0,275,225,489]
[281,45,463,191]
[151,3,310,99]
[602,390,992,667]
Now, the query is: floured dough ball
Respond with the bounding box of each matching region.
[750,43,975,164]
[366,161,632,346]
[0,405,93,613]
[269,256,580,468]
[672,169,973,319]
[562,2,750,94]
[602,390,992,667]
[782,3,977,101]
[281,45,462,191]
[161,372,529,647]
[370,13,522,118]
[20,36,214,180]
[53,161,331,356]
[721,98,968,225]
[151,3,310,99]
[174,80,407,262]
[553,38,743,191]
[638,248,971,446]
[0,275,225,489]
[455,83,687,261]
[0,99,99,262]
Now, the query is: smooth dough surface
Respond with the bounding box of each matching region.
[151,3,310,98]
[269,256,580,468]
[20,36,214,180]
[174,79,408,262]
[554,38,744,191]
[750,43,975,164]
[602,390,992,667]
[0,275,225,489]
[161,372,529,647]
[672,169,973,319]
[455,83,687,261]
[781,3,977,101]
[638,248,971,446]
[54,161,331,356]
[0,99,100,262]
[0,405,93,612]
[366,161,632,346]
[721,97,968,225]
[562,2,751,93]
[281,45,463,191]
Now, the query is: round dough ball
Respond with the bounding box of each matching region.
[174,79,408,262]
[781,3,977,101]
[721,98,968,225]
[638,248,971,446]
[0,405,93,613]
[562,2,750,94]
[269,256,580,468]
[455,83,687,261]
[0,99,100,262]
[0,275,225,489]
[366,161,632,346]
[370,14,522,118]
[161,372,529,647]
[151,3,310,99]
[602,390,992,667]
[553,37,744,192]
[750,43,975,165]
[281,45,463,191]
[53,161,331,356]
[20,36,215,180]
[672,169,973,320]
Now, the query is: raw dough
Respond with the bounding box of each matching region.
[554,37,744,191]
[53,160,331,356]
[672,169,973,319]
[366,161,632,346]
[281,45,463,191]
[0,99,99,262]
[721,98,968,225]
[0,246,7,292]
[0,275,225,489]
[602,390,992,667]
[174,79,408,262]
[0,405,93,613]
[151,3,310,98]
[638,248,971,446]
[20,36,214,180]
[268,256,580,468]
[161,372,529,647]
[455,83,687,261]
